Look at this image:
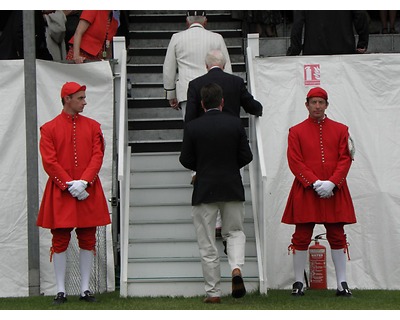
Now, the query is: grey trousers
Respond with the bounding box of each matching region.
[192,201,246,297]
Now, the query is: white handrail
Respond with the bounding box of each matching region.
[118,52,127,181]
[112,36,130,296]
[246,37,268,295]
[119,145,131,297]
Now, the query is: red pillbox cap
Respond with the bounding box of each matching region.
[61,82,86,98]
[307,87,328,101]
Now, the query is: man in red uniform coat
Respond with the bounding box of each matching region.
[37,82,111,304]
[282,87,356,297]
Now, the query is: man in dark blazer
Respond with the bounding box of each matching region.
[179,83,253,304]
[185,49,262,236]
[184,49,263,123]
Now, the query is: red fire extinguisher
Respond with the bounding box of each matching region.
[309,233,327,289]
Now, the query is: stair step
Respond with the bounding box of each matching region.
[128,45,243,56]
[130,37,243,48]
[128,51,244,65]
[129,11,234,23]
[130,29,243,40]
[129,140,182,153]
[130,82,164,88]
[131,151,181,168]
[129,219,256,241]
[127,62,245,74]
[128,236,257,258]
[127,257,258,279]
[130,86,165,98]
[131,169,190,187]
[128,118,183,130]
[128,98,169,108]
[130,184,252,207]
[130,21,242,32]
[128,124,249,142]
[125,278,259,297]
[128,106,179,119]
[129,110,249,121]
[130,169,251,187]
[129,128,183,141]
[128,71,247,85]
[129,202,253,221]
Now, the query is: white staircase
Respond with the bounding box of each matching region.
[126,151,259,297]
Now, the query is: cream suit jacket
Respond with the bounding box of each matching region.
[163,23,232,102]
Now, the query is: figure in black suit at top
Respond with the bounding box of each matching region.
[179,83,253,303]
[185,49,263,122]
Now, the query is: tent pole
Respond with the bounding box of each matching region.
[23,10,40,296]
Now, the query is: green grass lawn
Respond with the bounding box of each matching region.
[1,289,400,310]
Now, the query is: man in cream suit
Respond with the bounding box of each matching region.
[163,10,232,119]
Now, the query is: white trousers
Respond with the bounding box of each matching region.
[192,201,246,297]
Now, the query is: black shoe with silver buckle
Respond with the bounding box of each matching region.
[79,290,96,302]
[291,281,304,296]
[53,292,67,305]
[336,281,352,297]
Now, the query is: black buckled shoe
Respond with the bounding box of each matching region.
[291,281,305,296]
[53,292,67,305]
[336,282,352,297]
[79,290,96,302]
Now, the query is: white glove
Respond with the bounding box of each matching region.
[66,180,87,197]
[315,180,335,198]
[77,189,89,201]
[313,180,323,189]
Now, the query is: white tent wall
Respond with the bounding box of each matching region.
[0,61,28,297]
[253,53,400,290]
[0,60,115,297]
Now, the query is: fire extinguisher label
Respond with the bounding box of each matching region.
[310,249,324,255]
[309,244,327,289]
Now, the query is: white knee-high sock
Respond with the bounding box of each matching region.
[331,249,347,290]
[79,249,93,295]
[53,251,67,294]
[293,250,308,284]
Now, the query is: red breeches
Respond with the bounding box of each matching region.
[51,227,97,253]
[291,223,347,250]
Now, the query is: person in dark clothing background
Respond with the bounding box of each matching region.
[0,10,53,60]
[286,10,369,56]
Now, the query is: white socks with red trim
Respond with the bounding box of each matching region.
[53,251,67,295]
[331,249,347,291]
[79,249,94,296]
[293,249,308,284]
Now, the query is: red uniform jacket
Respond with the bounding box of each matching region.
[37,111,111,229]
[282,116,356,224]
[69,10,119,57]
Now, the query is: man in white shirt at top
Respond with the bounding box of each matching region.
[163,10,232,119]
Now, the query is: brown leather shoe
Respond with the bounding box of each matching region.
[232,268,246,298]
[203,296,221,303]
